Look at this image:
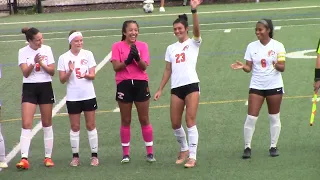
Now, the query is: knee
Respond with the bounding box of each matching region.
[42,119,52,127]
[186,114,196,128]
[22,121,33,129]
[86,121,96,131]
[172,122,182,130]
[139,115,149,126]
[71,124,80,132]
[121,118,131,126]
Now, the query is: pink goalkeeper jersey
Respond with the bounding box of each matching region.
[111,40,150,84]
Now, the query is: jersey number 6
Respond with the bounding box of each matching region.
[261,59,267,68]
[175,53,186,63]
[75,68,81,76]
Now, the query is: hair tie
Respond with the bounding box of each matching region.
[257,20,269,27]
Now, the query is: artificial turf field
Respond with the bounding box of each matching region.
[0,0,320,179]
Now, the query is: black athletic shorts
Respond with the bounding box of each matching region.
[116,80,150,103]
[171,83,200,100]
[249,87,284,97]
[21,82,55,104]
[66,98,98,114]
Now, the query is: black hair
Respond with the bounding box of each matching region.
[69,30,77,50]
[21,27,40,42]
[173,14,188,28]
[257,19,274,38]
[121,20,139,41]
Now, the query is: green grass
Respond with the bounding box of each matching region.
[1,0,320,179]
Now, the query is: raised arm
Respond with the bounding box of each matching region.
[190,0,202,38]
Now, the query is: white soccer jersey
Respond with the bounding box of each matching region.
[244,39,286,90]
[165,37,202,89]
[18,45,55,83]
[57,49,97,101]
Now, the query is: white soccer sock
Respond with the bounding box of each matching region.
[244,115,258,149]
[70,130,80,154]
[174,126,189,152]
[87,128,98,153]
[0,124,5,162]
[187,125,199,160]
[20,128,32,158]
[269,113,281,148]
[43,126,54,158]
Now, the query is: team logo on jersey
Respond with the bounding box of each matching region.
[182,45,189,51]
[268,50,276,57]
[81,59,88,65]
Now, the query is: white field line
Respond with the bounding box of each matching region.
[1,23,320,43]
[1,17,320,38]
[0,5,318,25]
[2,52,112,169]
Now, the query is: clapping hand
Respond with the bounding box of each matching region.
[131,44,140,62]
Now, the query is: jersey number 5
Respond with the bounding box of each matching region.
[175,53,186,63]
[261,59,266,68]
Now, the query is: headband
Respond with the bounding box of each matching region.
[257,19,269,27]
[68,32,83,44]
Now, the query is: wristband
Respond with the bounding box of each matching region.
[315,68,320,82]
[191,9,197,14]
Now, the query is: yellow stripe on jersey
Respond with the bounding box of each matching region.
[317,38,320,54]
[277,52,286,62]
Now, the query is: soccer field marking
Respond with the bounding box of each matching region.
[275,26,282,30]
[1,23,320,43]
[1,51,112,169]
[224,29,231,33]
[1,17,320,38]
[0,95,311,124]
[0,5,318,26]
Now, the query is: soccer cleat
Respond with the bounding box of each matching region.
[70,157,80,167]
[159,7,165,12]
[146,154,156,163]
[0,161,8,168]
[121,155,130,164]
[176,150,189,164]
[90,157,99,166]
[44,158,54,167]
[16,159,29,170]
[269,147,279,157]
[242,147,251,159]
[184,158,196,168]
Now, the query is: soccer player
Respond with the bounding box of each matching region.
[153,0,202,168]
[0,85,7,169]
[111,20,155,164]
[313,39,320,92]
[58,30,99,167]
[16,27,55,169]
[0,111,8,169]
[230,19,286,159]
[160,0,165,12]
